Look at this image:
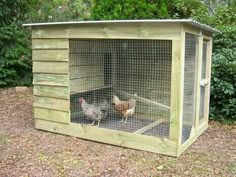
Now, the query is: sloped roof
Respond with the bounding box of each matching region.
[23,19,219,33]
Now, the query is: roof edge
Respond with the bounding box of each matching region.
[23,19,220,33]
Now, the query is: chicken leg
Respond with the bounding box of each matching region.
[97,120,101,127]
[90,120,96,126]
[120,117,124,123]
[124,116,128,123]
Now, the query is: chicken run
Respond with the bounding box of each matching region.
[70,39,172,137]
[25,19,219,156]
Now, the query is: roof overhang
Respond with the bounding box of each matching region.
[23,19,220,33]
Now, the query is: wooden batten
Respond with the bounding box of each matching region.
[33,61,69,74]
[35,119,178,156]
[70,65,104,79]
[68,23,181,40]
[34,96,70,111]
[33,74,69,86]
[33,50,68,61]
[70,76,105,93]
[32,26,68,38]
[34,107,70,124]
[183,24,200,36]
[34,85,69,99]
[32,39,69,49]
[69,53,103,66]
[134,119,166,134]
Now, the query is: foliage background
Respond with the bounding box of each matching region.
[0,0,235,122]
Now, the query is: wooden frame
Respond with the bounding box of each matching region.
[27,20,215,157]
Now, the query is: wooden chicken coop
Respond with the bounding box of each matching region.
[24,19,218,157]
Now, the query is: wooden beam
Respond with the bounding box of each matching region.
[176,25,186,148]
[194,31,203,129]
[33,49,68,61]
[134,119,165,134]
[34,85,69,99]
[70,76,105,93]
[34,107,70,124]
[33,96,70,111]
[70,65,104,79]
[33,61,69,74]
[33,74,69,87]
[177,121,208,157]
[117,90,170,110]
[169,40,182,140]
[35,119,178,156]
[68,23,181,40]
[70,85,113,94]
[32,39,69,49]
[204,38,212,125]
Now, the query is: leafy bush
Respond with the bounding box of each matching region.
[91,0,170,20]
[210,26,236,122]
[0,0,32,87]
[168,0,209,22]
[26,0,92,22]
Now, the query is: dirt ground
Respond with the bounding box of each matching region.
[0,88,235,177]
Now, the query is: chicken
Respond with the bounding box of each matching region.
[112,95,136,123]
[79,97,108,126]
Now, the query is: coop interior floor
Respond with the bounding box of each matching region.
[71,115,192,142]
[71,113,170,138]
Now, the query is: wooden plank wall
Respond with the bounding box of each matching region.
[32,38,70,124]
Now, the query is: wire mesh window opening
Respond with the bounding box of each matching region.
[199,42,208,121]
[69,39,172,138]
[182,33,198,143]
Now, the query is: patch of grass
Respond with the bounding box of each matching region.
[38,150,48,161]
[226,162,236,174]
[0,134,7,145]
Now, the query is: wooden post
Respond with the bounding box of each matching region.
[204,37,213,125]
[176,25,185,149]
[194,30,203,129]
[169,38,183,142]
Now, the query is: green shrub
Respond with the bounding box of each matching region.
[91,0,170,20]
[0,0,32,87]
[26,0,92,22]
[210,26,236,122]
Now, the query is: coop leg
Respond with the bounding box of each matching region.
[90,120,96,126]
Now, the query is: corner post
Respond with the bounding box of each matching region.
[169,25,185,154]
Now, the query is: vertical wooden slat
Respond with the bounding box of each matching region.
[195,31,203,129]
[169,40,181,141]
[177,25,185,149]
[204,38,213,125]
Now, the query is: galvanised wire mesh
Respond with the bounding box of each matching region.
[69,39,172,138]
[182,33,197,143]
[199,42,208,120]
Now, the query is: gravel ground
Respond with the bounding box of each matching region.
[0,87,235,177]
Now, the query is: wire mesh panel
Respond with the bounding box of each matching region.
[199,42,208,121]
[182,33,197,143]
[69,39,172,138]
